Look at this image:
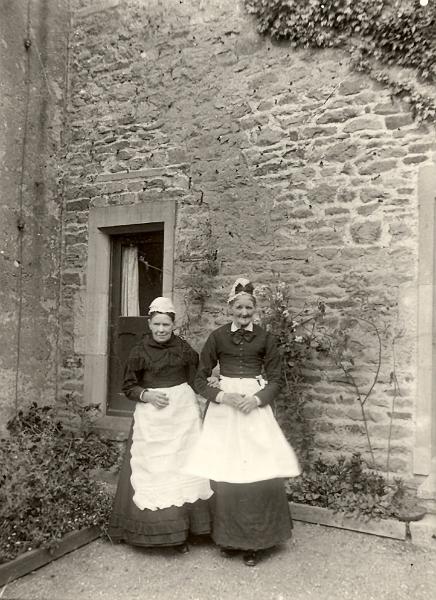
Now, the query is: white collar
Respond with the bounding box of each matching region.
[231,322,254,332]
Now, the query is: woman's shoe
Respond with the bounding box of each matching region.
[242,550,258,567]
[176,543,190,554]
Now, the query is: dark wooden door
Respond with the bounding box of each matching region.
[107,228,164,416]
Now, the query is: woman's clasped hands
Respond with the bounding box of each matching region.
[221,393,258,414]
[142,390,169,409]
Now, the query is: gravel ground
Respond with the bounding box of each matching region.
[3,522,436,600]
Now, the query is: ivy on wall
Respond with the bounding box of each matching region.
[244,0,436,121]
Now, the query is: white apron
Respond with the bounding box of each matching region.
[130,382,213,511]
[183,376,301,484]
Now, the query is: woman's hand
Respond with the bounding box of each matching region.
[238,395,259,414]
[207,376,221,389]
[221,393,244,408]
[221,393,259,413]
[142,391,169,409]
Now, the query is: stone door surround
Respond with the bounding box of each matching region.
[83,200,175,433]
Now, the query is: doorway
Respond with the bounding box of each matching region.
[107,226,164,416]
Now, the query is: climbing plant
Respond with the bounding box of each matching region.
[244,0,436,121]
[256,282,326,468]
[256,282,420,518]
[256,281,405,476]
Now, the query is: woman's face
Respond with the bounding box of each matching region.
[230,295,255,328]
[149,313,174,343]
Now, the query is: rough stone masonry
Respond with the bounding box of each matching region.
[0,0,69,431]
[59,0,436,479]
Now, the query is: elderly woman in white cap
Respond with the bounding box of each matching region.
[108,297,212,553]
[184,279,300,566]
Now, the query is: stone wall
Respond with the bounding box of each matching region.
[62,0,436,477]
[0,0,69,431]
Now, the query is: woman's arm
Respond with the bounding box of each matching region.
[193,332,221,403]
[183,341,200,388]
[255,332,283,407]
[121,346,146,402]
[121,347,169,408]
[122,368,145,402]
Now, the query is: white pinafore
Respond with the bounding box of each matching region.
[130,382,213,510]
[183,376,301,484]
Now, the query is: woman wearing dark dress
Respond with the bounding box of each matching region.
[108,297,213,552]
[184,279,300,566]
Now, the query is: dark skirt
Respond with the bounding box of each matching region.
[108,428,212,547]
[211,479,293,551]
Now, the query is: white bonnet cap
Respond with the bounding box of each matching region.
[148,296,176,315]
[227,278,255,303]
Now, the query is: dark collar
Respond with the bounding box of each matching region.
[227,322,257,345]
[144,333,178,350]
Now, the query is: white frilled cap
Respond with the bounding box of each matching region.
[148,296,176,315]
[227,277,255,304]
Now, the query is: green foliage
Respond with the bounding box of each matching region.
[0,402,120,564]
[245,0,385,47]
[287,453,408,520]
[244,0,436,121]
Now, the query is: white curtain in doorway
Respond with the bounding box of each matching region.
[121,246,140,316]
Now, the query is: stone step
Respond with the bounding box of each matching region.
[419,497,436,515]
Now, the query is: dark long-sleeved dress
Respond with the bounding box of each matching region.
[183,322,300,551]
[108,333,212,547]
